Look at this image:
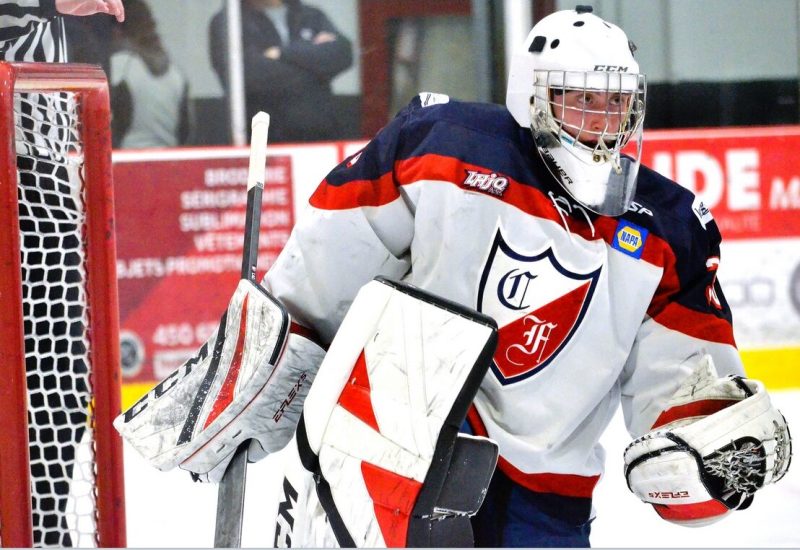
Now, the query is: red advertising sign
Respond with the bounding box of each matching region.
[114,153,294,382]
[641,127,800,240]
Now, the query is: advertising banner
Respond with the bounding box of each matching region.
[641,127,800,240]
[114,153,294,382]
[640,127,800,387]
[112,127,800,394]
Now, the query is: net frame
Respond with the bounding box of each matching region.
[0,62,125,548]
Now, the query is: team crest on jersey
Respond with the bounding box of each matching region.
[477,230,601,385]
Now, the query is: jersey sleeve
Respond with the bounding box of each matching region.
[619,211,745,438]
[262,102,421,344]
[0,0,56,44]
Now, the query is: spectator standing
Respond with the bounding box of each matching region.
[209,0,353,143]
[110,0,193,148]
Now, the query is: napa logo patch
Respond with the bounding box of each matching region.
[612,220,648,259]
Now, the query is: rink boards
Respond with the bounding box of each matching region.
[112,126,800,407]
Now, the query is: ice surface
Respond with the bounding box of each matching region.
[124,389,800,547]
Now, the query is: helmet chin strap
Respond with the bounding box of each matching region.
[534,105,620,173]
[594,139,623,175]
[556,127,623,176]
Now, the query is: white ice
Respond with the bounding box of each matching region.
[124,389,800,548]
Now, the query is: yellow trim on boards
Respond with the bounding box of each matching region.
[121,382,154,413]
[741,347,800,391]
[119,347,799,412]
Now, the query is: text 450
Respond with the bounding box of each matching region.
[152,322,217,347]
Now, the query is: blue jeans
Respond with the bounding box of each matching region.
[471,467,593,547]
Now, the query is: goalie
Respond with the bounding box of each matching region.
[116,5,791,548]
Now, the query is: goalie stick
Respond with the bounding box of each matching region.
[214,112,270,548]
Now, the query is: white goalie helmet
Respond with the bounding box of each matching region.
[506,6,646,216]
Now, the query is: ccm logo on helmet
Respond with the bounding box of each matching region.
[593,64,629,72]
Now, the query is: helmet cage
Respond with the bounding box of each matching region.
[530,69,647,217]
[532,70,645,164]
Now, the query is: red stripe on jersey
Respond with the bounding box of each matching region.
[588,214,686,325]
[466,406,600,498]
[653,499,729,522]
[466,405,487,436]
[397,154,677,270]
[498,457,600,498]
[361,461,422,548]
[309,172,400,210]
[316,152,714,333]
[396,154,572,232]
[338,350,380,431]
[314,152,679,272]
[204,294,249,429]
[651,301,737,346]
[290,321,327,350]
[651,399,738,430]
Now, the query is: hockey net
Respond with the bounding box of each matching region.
[0,63,125,548]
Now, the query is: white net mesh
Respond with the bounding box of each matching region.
[14,89,99,548]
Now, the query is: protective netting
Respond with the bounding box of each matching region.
[704,439,766,497]
[704,420,793,498]
[14,90,99,548]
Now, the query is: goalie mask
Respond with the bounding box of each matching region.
[506,6,646,217]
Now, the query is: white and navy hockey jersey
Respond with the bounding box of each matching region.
[263,94,744,500]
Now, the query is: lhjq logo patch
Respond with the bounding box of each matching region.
[612,220,649,259]
[477,230,601,385]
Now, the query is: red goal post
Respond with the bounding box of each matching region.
[0,62,125,547]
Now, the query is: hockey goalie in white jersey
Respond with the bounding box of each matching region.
[115,5,792,547]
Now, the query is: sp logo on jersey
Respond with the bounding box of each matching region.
[478,230,601,385]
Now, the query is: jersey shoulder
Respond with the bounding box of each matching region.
[398,93,519,138]
[632,163,722,260]
[392,93,525,160]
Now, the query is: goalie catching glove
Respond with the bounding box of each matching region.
[114,278,325,482]
[624,355,792,526]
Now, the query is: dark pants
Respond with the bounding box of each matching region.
[471,467,593,547]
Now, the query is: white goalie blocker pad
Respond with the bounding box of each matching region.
[273,277,499,548]
[114,279,325,482]
[624,355,792,526]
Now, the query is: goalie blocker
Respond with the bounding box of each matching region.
[114,278,325,482]
[624,355,792,526]
[273,277,500,548]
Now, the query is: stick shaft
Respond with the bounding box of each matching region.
[241,112,270,280]
[214,444,248,547]
[215,112,270,547]
[241,188,262,281]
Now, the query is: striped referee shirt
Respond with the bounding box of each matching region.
[0,0,66,62]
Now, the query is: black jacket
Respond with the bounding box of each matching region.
[210,0,353,142]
